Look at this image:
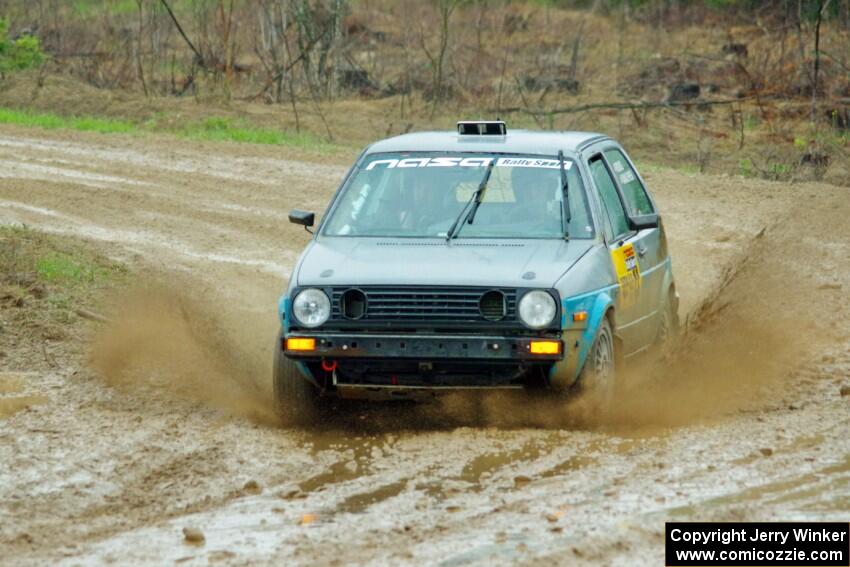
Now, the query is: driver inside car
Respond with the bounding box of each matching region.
[510,166,561,232]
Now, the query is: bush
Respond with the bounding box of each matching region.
[0,18,45,76]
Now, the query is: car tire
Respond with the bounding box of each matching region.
[655,290,680,351]
[273,331,324,425]
[575,317,616,407]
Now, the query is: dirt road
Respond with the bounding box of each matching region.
[0,127,848,566]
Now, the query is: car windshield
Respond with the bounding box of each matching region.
[322,152,594,239]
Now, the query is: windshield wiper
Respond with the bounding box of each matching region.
[446,160,495,241]
[558,150,571,241]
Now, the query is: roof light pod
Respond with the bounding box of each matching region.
[457,120,507,136]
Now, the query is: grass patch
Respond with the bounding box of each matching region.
[37,252,111,284]
[1,225,124,288]
[0,106,338,151]
[0,225,125,339]
[72,0,137,17]
[0,107,135,133]
[177,116,334,150]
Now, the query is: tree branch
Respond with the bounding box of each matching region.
[159,0,204,66]
[492,96,759,117]
[244,16,334,102]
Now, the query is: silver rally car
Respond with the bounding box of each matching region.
[276,120,677,420]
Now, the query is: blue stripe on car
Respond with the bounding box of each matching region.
[279,296,289,331]
[549,284,617,384]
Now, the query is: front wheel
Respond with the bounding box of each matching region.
[273,332,325,425]
[575,317,616,407]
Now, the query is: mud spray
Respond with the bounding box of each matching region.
[88,219,832,433]
[89,283,280,424]
[458,223,830,431]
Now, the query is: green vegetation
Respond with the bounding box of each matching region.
[1,225,124,289]
[0,107,339,151]
[178,116,335,150]
[743,116,761,131]
[739,158,755,178]
[37,252,112,284]
[0,107,135,133]
[0,19,44,75]
[738,157,796,181]
[72,0,138,17]
[0,225,125,333]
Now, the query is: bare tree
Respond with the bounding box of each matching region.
[811,0,833,123]
[257,0,288,102]
[135,0,149,96]
[289,0,347,99]
[568,19,585,85]
[420,0,460,118]
[218,0,238,84]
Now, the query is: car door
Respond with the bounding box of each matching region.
[601,147,665,348]
[586,154,642,353]
[586,153,656,354]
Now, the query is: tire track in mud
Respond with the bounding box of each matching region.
[0,135,346,189]
[1,128,849,566]
[0,131,344,288]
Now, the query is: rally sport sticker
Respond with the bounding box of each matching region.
[364,156,573,170]
[611,243,641,310]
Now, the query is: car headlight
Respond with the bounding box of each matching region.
[292,288,331,328]
[518,290,557,329]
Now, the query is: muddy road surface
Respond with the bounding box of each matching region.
[0,127,848,566]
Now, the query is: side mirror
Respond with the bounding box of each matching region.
[628,213,659,231]
[289,209,315,228]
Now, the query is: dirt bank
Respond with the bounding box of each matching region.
[0,127,847,566]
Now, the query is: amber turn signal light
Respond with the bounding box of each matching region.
[286,337,316,351]
[529,340,562,355]
[572,311,588,322]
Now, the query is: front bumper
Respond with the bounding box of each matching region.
[283,332,564,361]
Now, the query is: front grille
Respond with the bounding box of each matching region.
[479,290,507,321]
[330,286,517,323]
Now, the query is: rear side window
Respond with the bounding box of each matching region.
[589,156,630,240]
[603,149,654,216]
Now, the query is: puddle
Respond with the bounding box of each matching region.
[458,443,543,485]
[296,434,386,494]
[0,372,26,394]
[540,454,598,478]
[731,434,828,466]
[334,480,408,514]
[0,372,45,418]
[297,460,364,494]
[0,395,47,418]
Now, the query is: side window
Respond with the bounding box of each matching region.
[589,155,630,240]
[603,149,654,216]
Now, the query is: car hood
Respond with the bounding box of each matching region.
[297,237,594,288]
